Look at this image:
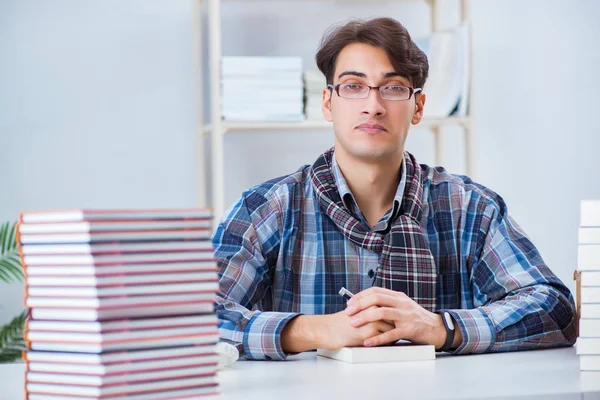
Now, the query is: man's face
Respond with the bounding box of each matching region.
[322,42,426,163]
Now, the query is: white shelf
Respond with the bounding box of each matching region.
[203,116,470,135]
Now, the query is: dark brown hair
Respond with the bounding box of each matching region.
[315,17,428,89]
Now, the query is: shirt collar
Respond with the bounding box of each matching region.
[331,151,407,229]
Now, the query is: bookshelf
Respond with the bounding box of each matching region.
[196,0,474,224]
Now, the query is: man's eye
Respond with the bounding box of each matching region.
[386,86,408,92]
[343,84,363,91]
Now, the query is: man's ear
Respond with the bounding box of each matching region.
[411,92,427,125]
[322,87,333,122]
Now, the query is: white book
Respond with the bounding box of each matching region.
[421,27,463,118]
[26,271,218,285]
[581,271,600,287]
[222,56,302,72]
[317,342,435,363]
[27,376,217,397]
[576,337,600,355]
[27,281,219,298]
[222,87,303,100]
[28,385,218,400]
[25,261,217,276]
[20,208,213,223]
[578,245,600,271]
[580,355,600,371]
[29,332,219,353]
[581,304,600,319]
[27,364,217,386]
[28,314,218,332]
[27,325,217,344]
[579,227,600,244]
[20,240,214,255]
[581,200,600,227]
[30,302,214,321]
[222,78,304,89]
[19,229,212,244]
[582,287,600,303]
[23,252,215,266]
[26,292,215,308]
[222,112,305,122]
[27,354,220,375]
[579,319,600,337]
[24,344,217,364]
[18,220,211,234]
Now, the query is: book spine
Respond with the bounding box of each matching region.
[574,269,581,337]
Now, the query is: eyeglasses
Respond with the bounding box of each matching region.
[327,83,422,101]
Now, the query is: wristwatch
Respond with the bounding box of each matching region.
[437,311,455,352]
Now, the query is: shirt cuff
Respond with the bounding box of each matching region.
[243,311,300,360]
[444,308,497,354]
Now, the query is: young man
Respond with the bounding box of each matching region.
[213,17,577,360]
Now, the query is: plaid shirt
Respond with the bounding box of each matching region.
[213,153,577,360]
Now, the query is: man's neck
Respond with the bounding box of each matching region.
[334,150,403,228]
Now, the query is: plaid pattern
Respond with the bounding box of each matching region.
[213,150,577,360]
[310,149,437,311]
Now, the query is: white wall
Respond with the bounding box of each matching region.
[0,0,200,324]
[1,0,599,324]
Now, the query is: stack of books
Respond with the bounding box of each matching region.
[303,69,327,121]
[576,200,600,372]
[17,208,221,399]
[221,56,304,122]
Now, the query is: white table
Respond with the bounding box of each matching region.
[1,347,599,400]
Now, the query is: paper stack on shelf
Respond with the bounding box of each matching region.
[17,208,221,399]
[221,56,304,122]
[303,69,327,121]
[415,24,470,118]
[576,200,600,372]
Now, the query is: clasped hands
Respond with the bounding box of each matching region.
[328,287,449,350]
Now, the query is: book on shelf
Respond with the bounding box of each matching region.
[416,24,469,119]
[317,341,435,364]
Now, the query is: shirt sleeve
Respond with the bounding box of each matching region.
[212,191,299,360]
[441,201,577,354]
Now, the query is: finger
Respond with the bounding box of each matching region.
[346,292,407,316]
[364,328,405,347]
[347,286,395,306]
[349,306,406,327]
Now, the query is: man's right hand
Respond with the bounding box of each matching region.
[281,309,395,353]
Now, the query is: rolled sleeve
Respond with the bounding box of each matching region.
[243,312,300,360]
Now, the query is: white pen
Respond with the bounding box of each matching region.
[338,287,355,301]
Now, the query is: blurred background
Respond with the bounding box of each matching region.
[1,0,599,325]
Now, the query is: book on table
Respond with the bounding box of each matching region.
[317,341,435,363]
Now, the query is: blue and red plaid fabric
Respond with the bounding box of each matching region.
[213,150,577,360]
